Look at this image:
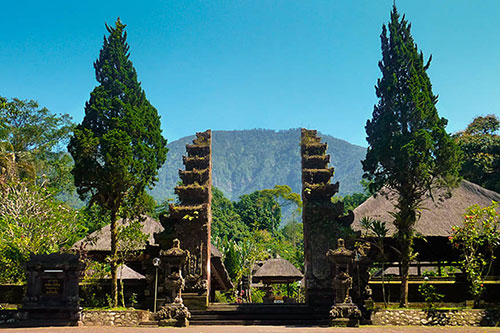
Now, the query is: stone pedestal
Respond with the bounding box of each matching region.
[329,304,361,327]
[157,303,191,327]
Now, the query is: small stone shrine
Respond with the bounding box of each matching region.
[155,239,191,327]
[326,239,362,327]
[300,129,354,306]
[154,130,213,309]
[22,253,82,325]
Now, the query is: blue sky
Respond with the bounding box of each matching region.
[1,1,499,147]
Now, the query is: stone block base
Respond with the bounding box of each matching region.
[329,318,359,327]
[183,292,208,310]
[159,318,189,327]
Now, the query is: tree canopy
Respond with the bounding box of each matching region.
[454,114,500,193]
[0,97,74,189]
[234,189,282,234]
[362,5,461,307]
[68,18,167,306]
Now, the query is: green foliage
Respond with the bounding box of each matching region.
[116,218,148,307]
[80,261,111,308]
[359,217,389,307]
[78,203,110,236]
[362,5,461,307]
[211,187,249,242]
[68,18,167,211]
[0,96,75,193]
[0,181,83,283]
[212,185,304,302]
[235,190,281,234]
[250,288,266,303]
[418,275,444,309]
[68,18,167,307]
[454,115,500,193]
[0,97,73,155]
[223,240,242,281]
[449,201,500,307]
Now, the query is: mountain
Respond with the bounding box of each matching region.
[149,129,366,202]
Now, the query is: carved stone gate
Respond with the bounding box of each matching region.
[155,130,212,309]
[300,129,353,306]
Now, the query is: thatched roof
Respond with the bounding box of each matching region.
[253,258,303,284]
[72,215,163,251]
[115,264,145,280]
[351,180,500,237]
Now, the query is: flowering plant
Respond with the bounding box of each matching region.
[449,201,500,307]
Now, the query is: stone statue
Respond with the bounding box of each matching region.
[326,238,361,327]
[333,269,353,304]
[157,239,191,327]
[160,239,189,304]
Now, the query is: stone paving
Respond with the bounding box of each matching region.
[2,326,500,333]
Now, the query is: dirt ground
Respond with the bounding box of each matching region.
[2,326,500,333]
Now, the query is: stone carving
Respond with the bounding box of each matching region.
[160,239,189,304]
[300,129,354,306]
[156,239,191,327]
[327,238,355,304]
[156,303,191,327]
[21,253,83,324]
[327,238,364,327]
[333,269,353,304]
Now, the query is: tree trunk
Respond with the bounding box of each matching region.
[399,248,409,308]
[110,209,118,308]
[397,200,415,308]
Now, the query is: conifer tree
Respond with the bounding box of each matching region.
[362,6,461,307]
[68,19,167,307]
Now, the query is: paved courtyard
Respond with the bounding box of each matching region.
[2,326,500,333]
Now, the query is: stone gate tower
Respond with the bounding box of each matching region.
[300,128,353,306]
[155,130,212,309]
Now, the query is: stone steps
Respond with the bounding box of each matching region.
[189,304,330,326]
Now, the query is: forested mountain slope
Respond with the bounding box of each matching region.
[150,129,366,202]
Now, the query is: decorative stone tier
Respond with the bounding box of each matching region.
[302,167,335,184]
[303,182,340,201]
[179,169,210,185]
[371,309,500,326]
[302,142,327,156]
[168,204,208,222]
[183,156,209,171]
[174,185,209,204]
[302,155,330,169]
[186,144,210,156]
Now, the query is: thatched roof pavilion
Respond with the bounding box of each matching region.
[350,180,500,264]
[351,180,500,237]
[253,258,303,284]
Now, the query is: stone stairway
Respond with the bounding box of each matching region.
[190,303,330,326]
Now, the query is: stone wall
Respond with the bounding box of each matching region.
[372,309,500,326]
[80,310,150,326]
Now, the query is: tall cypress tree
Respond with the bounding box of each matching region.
[362,6,461,307]
[68,19,167,307]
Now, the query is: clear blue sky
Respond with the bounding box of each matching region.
[1,1,499,147]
